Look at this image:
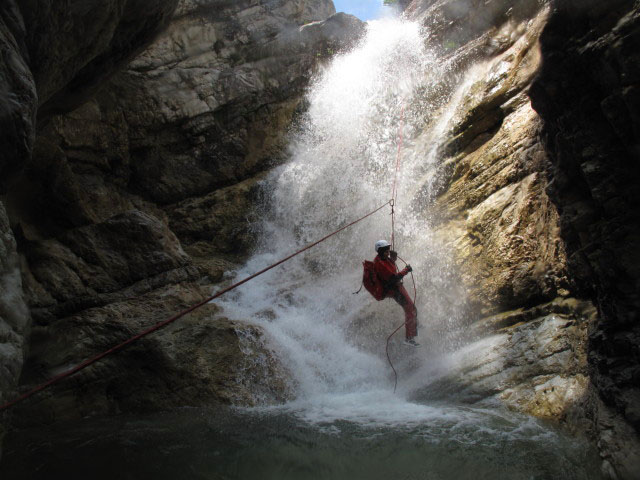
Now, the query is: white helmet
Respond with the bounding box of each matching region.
[375,240,391,252]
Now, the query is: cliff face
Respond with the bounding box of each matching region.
[0,1,36,183]
[402,0,639,477]
[1,0,363,433]
[0,0,180,449]
[404,0,593,431]
[1,0,638,477]
[0,204,29,450]
[530,2,640,476]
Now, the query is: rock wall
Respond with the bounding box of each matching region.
[0,0,178,451]
[0,202,30,453]
[2,0,638,477]
[529,1,640,477]
[402,0,640,477]
[0,1,36,182]
[20,0,181,121]
[34,0,355,206]
[1,0,364,429]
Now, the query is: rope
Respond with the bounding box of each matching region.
[397,255,417,303]
[384,255,417,393]
[385,104,418,392]
[390,104,405,250]
[0,200,393,413]
[386,321,406,393]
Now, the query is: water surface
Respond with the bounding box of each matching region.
[1,404,602,480]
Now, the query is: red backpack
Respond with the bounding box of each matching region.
[361,260,385,301]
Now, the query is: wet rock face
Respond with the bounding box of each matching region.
[0,1,36,181]
[13,287,291,427]
[1,0,362,427]
[408,0,544,50]
[421,6,563,316]
[36,0,358,205]
[0,202,30,450]
[415,298,596,425]
[529,1,640,477]
[404,0,639,476]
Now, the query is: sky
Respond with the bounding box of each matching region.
[333,0,387,21]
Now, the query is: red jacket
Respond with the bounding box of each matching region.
[373,255,409,291]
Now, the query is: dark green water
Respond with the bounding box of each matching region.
[0,404,603,480]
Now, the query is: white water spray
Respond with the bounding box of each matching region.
[220,18,438,410]
[219,18,525,433]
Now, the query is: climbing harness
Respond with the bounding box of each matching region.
[0,200,393,413]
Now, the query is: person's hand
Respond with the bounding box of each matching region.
[405,264,412,273]
[390,250,397,261]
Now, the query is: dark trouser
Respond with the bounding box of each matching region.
[387,284,417,339]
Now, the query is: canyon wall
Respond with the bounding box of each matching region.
[402,0,639,477]
[0,0,362,438]
[530,2,640,476]
[1,0,638,477]
[1,0,181,450]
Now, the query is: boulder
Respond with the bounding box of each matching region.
[13,283,291,427]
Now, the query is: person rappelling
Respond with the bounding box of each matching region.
[360,239,420,347]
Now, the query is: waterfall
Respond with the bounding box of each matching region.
[217,17,479,421]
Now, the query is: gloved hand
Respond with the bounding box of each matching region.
[405,264,412,273]
[390,250,398,261]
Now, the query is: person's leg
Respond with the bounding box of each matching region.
[392,286,417,339]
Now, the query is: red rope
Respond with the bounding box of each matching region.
[390,104,405,250]
[384,255,417,393]
[385,104,419,393]
[386,321,406,393]
[0,200,393,413]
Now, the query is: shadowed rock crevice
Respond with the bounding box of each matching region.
[529,1,640,477]
[1,0,183,454]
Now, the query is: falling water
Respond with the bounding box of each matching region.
[217,18,477,416]
[218,18,445,413]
